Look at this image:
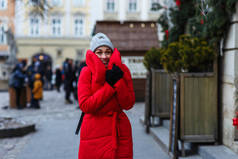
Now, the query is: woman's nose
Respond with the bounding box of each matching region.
[101,53,107,58]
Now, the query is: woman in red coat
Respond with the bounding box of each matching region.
[77,32,135,159]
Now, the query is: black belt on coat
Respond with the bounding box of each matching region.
[75,112,85,135]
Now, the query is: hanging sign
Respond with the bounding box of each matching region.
[121,56,147,79]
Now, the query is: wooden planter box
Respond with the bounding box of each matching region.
[9,87,27,108]
[169,72,218,158]
[151,69,172,119]
[179,73,218,143]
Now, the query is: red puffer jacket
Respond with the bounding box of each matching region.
[77,48,135,159]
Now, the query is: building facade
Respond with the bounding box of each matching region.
[0,0,15,89]
[15,0,91,67]
[15,0,164,67]
[13,0,163,96]
[91,0,164,38]
[90,0,165,20]
[0,0,15,57]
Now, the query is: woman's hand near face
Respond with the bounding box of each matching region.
[105,64,124,87]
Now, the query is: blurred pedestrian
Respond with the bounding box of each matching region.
[64,59,75,104]
[74,61,86,102]
[45,65,53,90]
[63,58,69,74]
[76,61,87,80]
[29,73,43,109]
[26,62,36,90]
[77,33,135,159]
[55,67,62,92]
[32,57,40,73]
[11,63,25,109]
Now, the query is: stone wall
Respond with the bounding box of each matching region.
[222,2,238,153]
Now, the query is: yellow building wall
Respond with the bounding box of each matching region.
[17,38,90,66]
[17,0,92,67]
[21,0,91,37]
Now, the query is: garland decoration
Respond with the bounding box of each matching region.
[176,0,181,7]
[158,0,237,49]
[165,30,169,40]
[144,0,238,73]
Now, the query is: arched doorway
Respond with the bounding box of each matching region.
[32,52,52,74]
[33,52,52,67]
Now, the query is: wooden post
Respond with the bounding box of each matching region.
[169,73,180,159]
[144,70,152,133]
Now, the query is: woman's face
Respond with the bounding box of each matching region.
[94,46,112,67]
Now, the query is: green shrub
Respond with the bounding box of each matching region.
[143,47,164,70]
[161,34,216,73]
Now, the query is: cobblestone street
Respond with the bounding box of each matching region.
[0,90,169,159]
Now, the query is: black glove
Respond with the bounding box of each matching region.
[106,64,124,86]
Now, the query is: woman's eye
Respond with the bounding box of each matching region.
[105,52,112,55]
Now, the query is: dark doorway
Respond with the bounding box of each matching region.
[33,53,52,67]
[33,52,52,74]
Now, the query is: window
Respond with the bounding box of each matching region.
[73,0,84,6]
[30,17,40,36]
[29,0,40,6]
[106,0,115,12]
[0,0,7,10]
[74,17,84,36]
[57,49,62,57]
[151,0,160,11]
[76,49,84,60]
[128,0,137,12]
[0,24,6,44]
[52,18,61,36]
[51,0,62,6]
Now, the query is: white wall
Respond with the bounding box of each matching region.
[222,2,238,153]
[14,0,24,37]
[90,0,103,35]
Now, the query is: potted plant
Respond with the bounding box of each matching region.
[143,47,172,128]
[161,34,216,73]
[161,34,218,149]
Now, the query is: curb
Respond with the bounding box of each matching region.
[139,116,202,159]
[198,145,238,159]
[0,117,35,138]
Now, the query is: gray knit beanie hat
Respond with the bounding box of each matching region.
[90,32,114,52]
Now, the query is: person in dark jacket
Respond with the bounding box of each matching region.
[77,61,87,79]
[45,65,53,90]
[55,67,62,92]
[12,63,25,109]
[64,59,76,104]
[26,64,35,90]
[73,61,87,101]
[77,33,135,159]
